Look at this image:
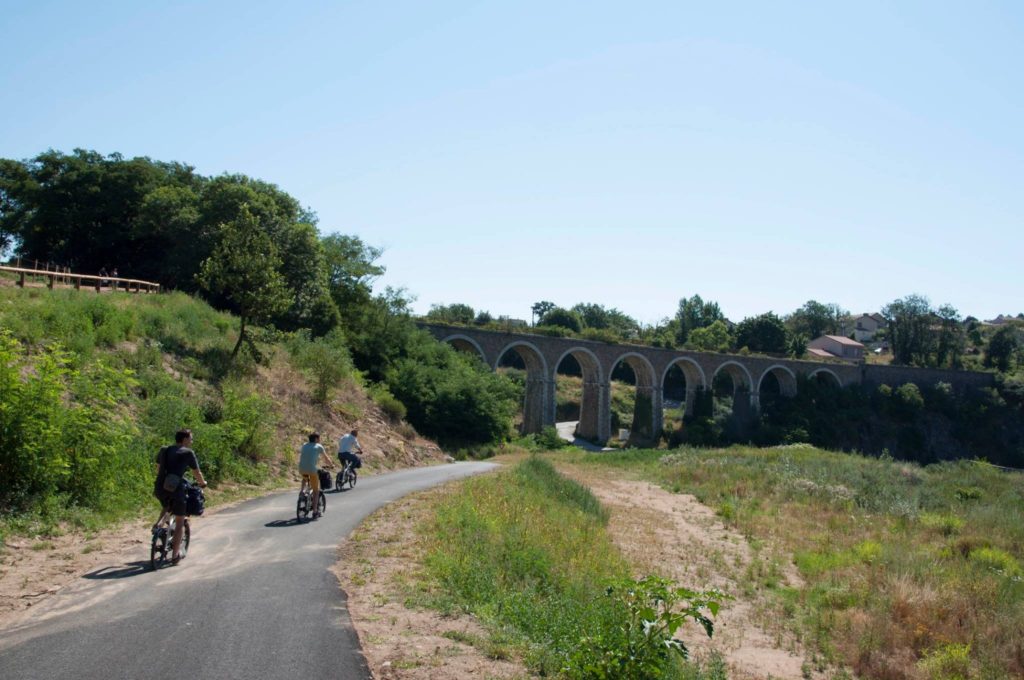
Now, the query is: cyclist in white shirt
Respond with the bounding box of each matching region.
[338,429,363,471]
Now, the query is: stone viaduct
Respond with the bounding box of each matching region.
[420,323,995,444]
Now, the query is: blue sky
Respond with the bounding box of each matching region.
[2,1,1021,324]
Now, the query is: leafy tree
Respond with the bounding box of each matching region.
[571,303,639,338]
[675,295,724,345]
[426,303,475,324]
[882,295,934,366]
[531,301,555,326]
[688,320,731,352]
[474,310,493,325]
[540,307,583,333]
[734,312,788,354]
[321,233,384,322]
[934,304,965,369]
[786,300,847,339]
[197,206,290,359]
[0,149,202,277]
[985,325,1020,372]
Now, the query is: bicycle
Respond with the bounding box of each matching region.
[335,460,358,491]
[151,481,203,570]
[296,473,326,522]
[150,513,190,570]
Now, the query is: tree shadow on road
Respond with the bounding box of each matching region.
[82,562,152,580]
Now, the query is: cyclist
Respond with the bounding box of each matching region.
[154,429,207,564]
[299,432,332,519]
[337,428,363,473]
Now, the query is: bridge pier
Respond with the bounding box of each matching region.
[523,376,555,434]
[628,385,663,447]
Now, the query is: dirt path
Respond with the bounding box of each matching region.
[339,464,828,679]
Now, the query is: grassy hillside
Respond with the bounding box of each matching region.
[578,445,1024,680]
[0,285,444,544]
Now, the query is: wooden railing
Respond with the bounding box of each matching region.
[0,264,161,293]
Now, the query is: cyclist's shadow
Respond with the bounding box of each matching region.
[82,562,152,580]
[264,519,306,528]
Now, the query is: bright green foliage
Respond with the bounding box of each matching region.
[566,576,725,679]
[675,295,724,345]
[687,320,731,352]
[425,302,475,324]
[422,458,720,678]
[0,331,142,512]
[288,330,357,405]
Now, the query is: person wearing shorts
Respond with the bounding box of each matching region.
[154,429,207,563]
[299,432,330,519]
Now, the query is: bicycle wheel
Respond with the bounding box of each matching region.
[335,470,344,492]
[317,492,326,516]
[349,469,357,489]
[296,492,307,521]
[150,528,168,570]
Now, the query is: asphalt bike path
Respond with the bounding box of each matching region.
[0,462,497,680]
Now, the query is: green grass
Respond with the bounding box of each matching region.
[415,456,720,678]
[0,286,285,547]
[579,444,1024,680]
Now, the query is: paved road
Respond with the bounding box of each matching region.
[0,462,497,680]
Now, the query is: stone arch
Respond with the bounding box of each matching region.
[711,360,755,424]
[441,334,487,364]
[496,341,551,434]
[809,368,842,389]
[611,352,660,444]
[757,364,798,398]
[555,347,606,442]
[660,357,707,416]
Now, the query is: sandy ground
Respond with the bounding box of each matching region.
[337,464,833,680]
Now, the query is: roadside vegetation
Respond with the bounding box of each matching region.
[577,445,1024,680]
[412,456,725,679]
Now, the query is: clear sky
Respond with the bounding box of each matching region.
[2,1,1021,325]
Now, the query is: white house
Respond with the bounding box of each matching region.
[846,313,886,342]
[807,335,865,362]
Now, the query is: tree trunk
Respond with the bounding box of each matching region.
[231,316,247,360]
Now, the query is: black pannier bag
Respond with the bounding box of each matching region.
[186,484,205,516]
[317,469,332,491]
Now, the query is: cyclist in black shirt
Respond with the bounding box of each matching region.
[154,429,207,563]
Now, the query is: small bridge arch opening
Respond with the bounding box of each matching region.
[611,352,659,445]
[555,347,604,442]
[661,358,707,426]
[757,365,798,408]
[496,341,549,434]
[810,368,842,390]
[441,334,487,364]
[712,361,755,433]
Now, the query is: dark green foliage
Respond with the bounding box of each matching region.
[753,377,1024,467]
[386,331,518,447]
[786,300,847,340]
[571,302,639,337]
[882,295,966,368]
[985,325,1020,372]
[540,306,583,333]
[734,312,788,354]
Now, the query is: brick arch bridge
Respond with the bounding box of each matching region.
[421,323,995,445]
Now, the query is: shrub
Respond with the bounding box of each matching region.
[369,383,407,422]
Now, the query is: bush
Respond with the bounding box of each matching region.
[386,331,518,448]
[369,383,407,422]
